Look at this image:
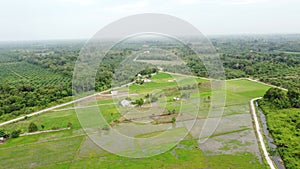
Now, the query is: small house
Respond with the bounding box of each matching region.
[121,100,131,107]
[142,78,152,82]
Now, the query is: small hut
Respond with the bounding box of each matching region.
[121,100,131,107]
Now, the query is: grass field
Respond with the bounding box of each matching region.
[0,72,271,169]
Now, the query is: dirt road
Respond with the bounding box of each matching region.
[250,97,276,169]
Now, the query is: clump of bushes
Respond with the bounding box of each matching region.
[0,128,9,138]
[0,128,21,139]
[134,98,144,107]
[10,130,21,138]
[28,122,38,132]
[67,122,73,128]
[172,117,176,123]
[263,87,300,109]
[168,109,176,115]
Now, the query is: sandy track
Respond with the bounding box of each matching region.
[250,97,276,169]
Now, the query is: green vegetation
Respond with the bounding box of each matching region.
[263,87,300,108]
[0,128,21,138]
[0,130,265,169]
[134,98,144,107]
[259,88,300,169]
[212,35,300,89]
[0,35,299,168]
[0,133,84,169]
[2,35,299,122]
[171,117,176,123]
[0,128,9,138]
[28,122,38,132]
[70,139,265,169]
[0,73,271,168]
[10,130,21,138]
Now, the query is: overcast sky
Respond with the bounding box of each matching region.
[0,0,299,40]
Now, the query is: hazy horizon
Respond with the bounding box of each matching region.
[1,0,300,41]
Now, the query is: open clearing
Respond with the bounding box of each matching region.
[0,72,270,169]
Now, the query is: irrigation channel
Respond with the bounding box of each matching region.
[255,101,286,169]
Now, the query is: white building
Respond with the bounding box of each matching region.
[142,78,152,82]
[111,91,118,95]
[121,100,131,107]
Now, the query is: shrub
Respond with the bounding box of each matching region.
[0,128,9,138]
[168,109,176,115]
[10,130,21,138]
[67,122,73,128]
[135,98,144,107]
[28,122,38,132]
[287,89,300,108]
[172,117,176,123]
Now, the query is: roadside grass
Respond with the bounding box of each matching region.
[2,100,119,134]
[2,109,81,133]
[0,129,83,149]
[3,110,81,133]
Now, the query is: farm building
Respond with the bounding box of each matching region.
[111,91,118,95]
[121,100,131,107]
[142,78,152,82]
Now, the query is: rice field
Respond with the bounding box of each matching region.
[0,72,271,169]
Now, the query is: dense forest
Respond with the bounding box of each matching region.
[0,35,299,122]
[214,35,300,89]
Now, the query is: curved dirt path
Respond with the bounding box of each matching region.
[0,93,99,127]
[19,127,71,137]
[250,97,276,169]
[0,81,135,127]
